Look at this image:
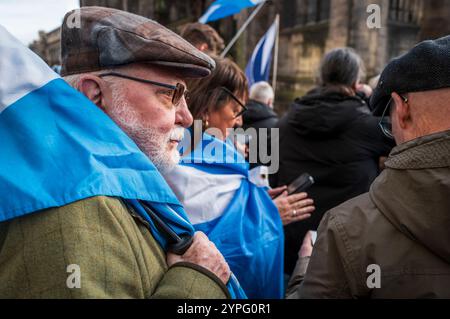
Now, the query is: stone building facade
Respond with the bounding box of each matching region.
[29,27,61,68]
[242,0,446,107]
[80,0,211,29]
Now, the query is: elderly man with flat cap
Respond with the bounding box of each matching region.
[286,35,450,299]
[0,7,233,299]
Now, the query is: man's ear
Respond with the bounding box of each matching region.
[78,75,109,111]
[392,92,411,129]
[267,98,274,108]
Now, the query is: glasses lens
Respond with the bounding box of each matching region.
[234,107,246,119]
[220,87,246,119]
[172,83,186,105]
[379,98,394,139]
[379,118,393,138]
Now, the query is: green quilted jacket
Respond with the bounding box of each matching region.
[0,196,229,299]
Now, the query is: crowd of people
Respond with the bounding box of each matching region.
[0,6,449,299]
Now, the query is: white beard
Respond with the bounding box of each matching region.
[107,88,184,173]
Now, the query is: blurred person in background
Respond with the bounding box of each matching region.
[287,35,450,299]
[180,22,225,56]
[275,47,394,276]
[242,81,279,168]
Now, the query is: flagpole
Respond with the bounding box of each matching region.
[220,1,267,58]
[271,14,280,96]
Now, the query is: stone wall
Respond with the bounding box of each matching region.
[420,0,450,40]
[29,27,61,67]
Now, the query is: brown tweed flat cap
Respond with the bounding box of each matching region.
[60,6,215,77]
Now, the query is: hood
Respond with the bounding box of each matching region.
[243,100,278,124]
[370,131,450,263]
[288,89,367,137]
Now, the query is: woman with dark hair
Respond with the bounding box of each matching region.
[185,56,248,139]
[163,56,313,299]
[275,48,394,276]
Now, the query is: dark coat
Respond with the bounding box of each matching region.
[275,89,394,274]
[243,100,279,168]
[243,99,279,130]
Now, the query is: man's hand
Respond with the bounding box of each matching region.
[167,232,231,285]
[299,231,315,258]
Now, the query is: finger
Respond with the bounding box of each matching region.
[296,205,315,216]
[286,192,308,204]
[272,191,288,201]
[194,231,208,241]
[267,187,283,198]
[302,231,313,246]
[189,231,210,252]
[276,191,288,200]
[268,186,287,197]
[294,199,315,210]
[222,264,231,284]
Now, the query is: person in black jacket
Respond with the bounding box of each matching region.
[243,81,279,168]
[244,81,278,129]
[275,48,395,275]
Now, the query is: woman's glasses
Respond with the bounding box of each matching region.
[219,87,248,119]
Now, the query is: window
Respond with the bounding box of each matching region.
[389,0,422,24]
[282,0,330,28]
[281,0,297,28]
[318,0,331,21]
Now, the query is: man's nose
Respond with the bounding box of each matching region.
[175,97,193,128]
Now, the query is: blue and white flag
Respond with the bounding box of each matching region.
[0,25,246,298]
[199,0,265,24]
[164,132,285,299]
[0,23,190,243]
[245,19,277,87]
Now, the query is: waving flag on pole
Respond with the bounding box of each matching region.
[0,24,246,298]
[245,18,278,87]
[199,0,265,23]
[164,132,285,299]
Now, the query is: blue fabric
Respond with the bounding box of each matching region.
[181,133,285,299]
[0,79,184,221]
[199,0,264,23]
[245,20,277,88]
[0,78,246,298]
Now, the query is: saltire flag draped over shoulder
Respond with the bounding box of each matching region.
[164,132,285,299]
[245,18,277,87]
[199,0,265,23]
[0,24,245,299]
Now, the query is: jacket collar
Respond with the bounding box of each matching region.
[385,130,450,170]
